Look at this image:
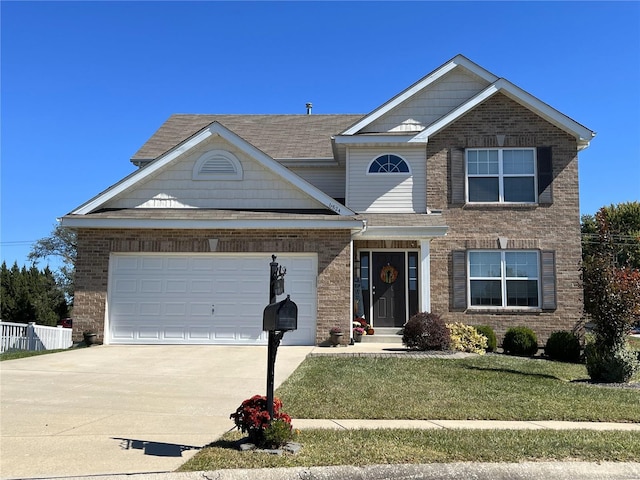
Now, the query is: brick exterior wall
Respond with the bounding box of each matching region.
[73,228,352,345]
[426,93,583,344]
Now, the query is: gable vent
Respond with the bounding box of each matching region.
[193,150,243,180]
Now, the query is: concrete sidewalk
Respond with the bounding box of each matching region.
[292,418,640,431]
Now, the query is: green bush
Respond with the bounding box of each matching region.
[474,325,497,352]
[263,418,293,448]
[402,312,450,351]
[502,327,538,356]
[544,331,581,363]
[447,322,487,354]
[585,342,639,383]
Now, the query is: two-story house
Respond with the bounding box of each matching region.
[61,55,595,346]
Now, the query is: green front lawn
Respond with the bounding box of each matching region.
[179,429,640,471]
[182,352,640,472]
[0,348,70,361]
[276,355,640,422]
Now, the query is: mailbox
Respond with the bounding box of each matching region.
[263,295,298,331]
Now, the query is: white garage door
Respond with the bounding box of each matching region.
[107,253,317,345]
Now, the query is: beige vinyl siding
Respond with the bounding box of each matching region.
[289,167,346,199]
[346,147,426,213]
[104,137,324,210]
[363,70,489,133]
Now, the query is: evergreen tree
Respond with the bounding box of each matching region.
[0,261,69,326]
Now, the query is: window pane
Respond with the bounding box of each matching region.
[505,252,538,278]
[469,177,499,202]
[408,253,417,291]
[504,177,535,202]
[360,253,369,290]
[470,280,502,306]
[503,150,535,174]
[369,155,409,173]
[469,252,501,277]
[468,150,499,175]
[467,151,478,174]
[506,280,539,306]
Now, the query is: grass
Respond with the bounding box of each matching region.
[275,355,640,422]
[628,335,640,351]
[0,348,70,361]
[179,429,640,471]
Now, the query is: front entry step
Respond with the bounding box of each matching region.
[360,327,403,344]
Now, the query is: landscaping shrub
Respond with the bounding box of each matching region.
[402,312,450,351]
[230,395,292,447]
[544,331,581,363]
[585,342,639,383]
[474,325,497,352]
[262,418,293,448]
[502,327,538,356]
[447,322,487,354]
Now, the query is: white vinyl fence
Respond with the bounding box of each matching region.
[0,321,73,353]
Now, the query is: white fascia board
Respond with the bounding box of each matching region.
[352,225,448,240]
[72,128,214,214]
[496,80,595,144]
[412,79,596,146]
[334,135,423,145]
[60,216,365,230]
[340,55,498,136]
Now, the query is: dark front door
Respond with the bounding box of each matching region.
[372,252,406,327]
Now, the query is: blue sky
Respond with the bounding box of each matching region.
[2,1,639,269]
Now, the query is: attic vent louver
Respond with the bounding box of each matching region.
[193,150,243,180]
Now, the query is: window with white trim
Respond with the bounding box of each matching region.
[468,250,540,307]
[368,154,410,174]
[467,148,536,203]
[193,150,243,180]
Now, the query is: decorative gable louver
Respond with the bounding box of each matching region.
[193,150,243,180]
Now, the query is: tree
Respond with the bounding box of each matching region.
[0,261,69,325]
[28,224,77,302]
[581,201,640,269]
[581,202,640,382]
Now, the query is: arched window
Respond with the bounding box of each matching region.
[368,154,410,174]
[193,150,243,180]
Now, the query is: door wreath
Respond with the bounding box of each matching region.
[380,265,398,284]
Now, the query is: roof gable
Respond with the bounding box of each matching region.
[336,54,595,149]
[72,122,355,215]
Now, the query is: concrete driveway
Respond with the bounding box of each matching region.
[0,345,313,479]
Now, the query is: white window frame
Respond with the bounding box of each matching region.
[193,150,243,180]
[367,154,411,175]
[467,250,540,309]
[466,148,537,203]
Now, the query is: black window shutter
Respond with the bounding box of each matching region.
[537,147,553,205]
[540,250,557,310]
[452,250,467,309]
[450,148,466,205]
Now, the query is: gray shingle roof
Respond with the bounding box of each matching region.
[131,114,365,161]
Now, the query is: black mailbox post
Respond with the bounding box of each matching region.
[264,255,298,421]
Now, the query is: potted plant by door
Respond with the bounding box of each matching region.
[83,331,98,346]
[353,327,365,343]
[329,327,343,346]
